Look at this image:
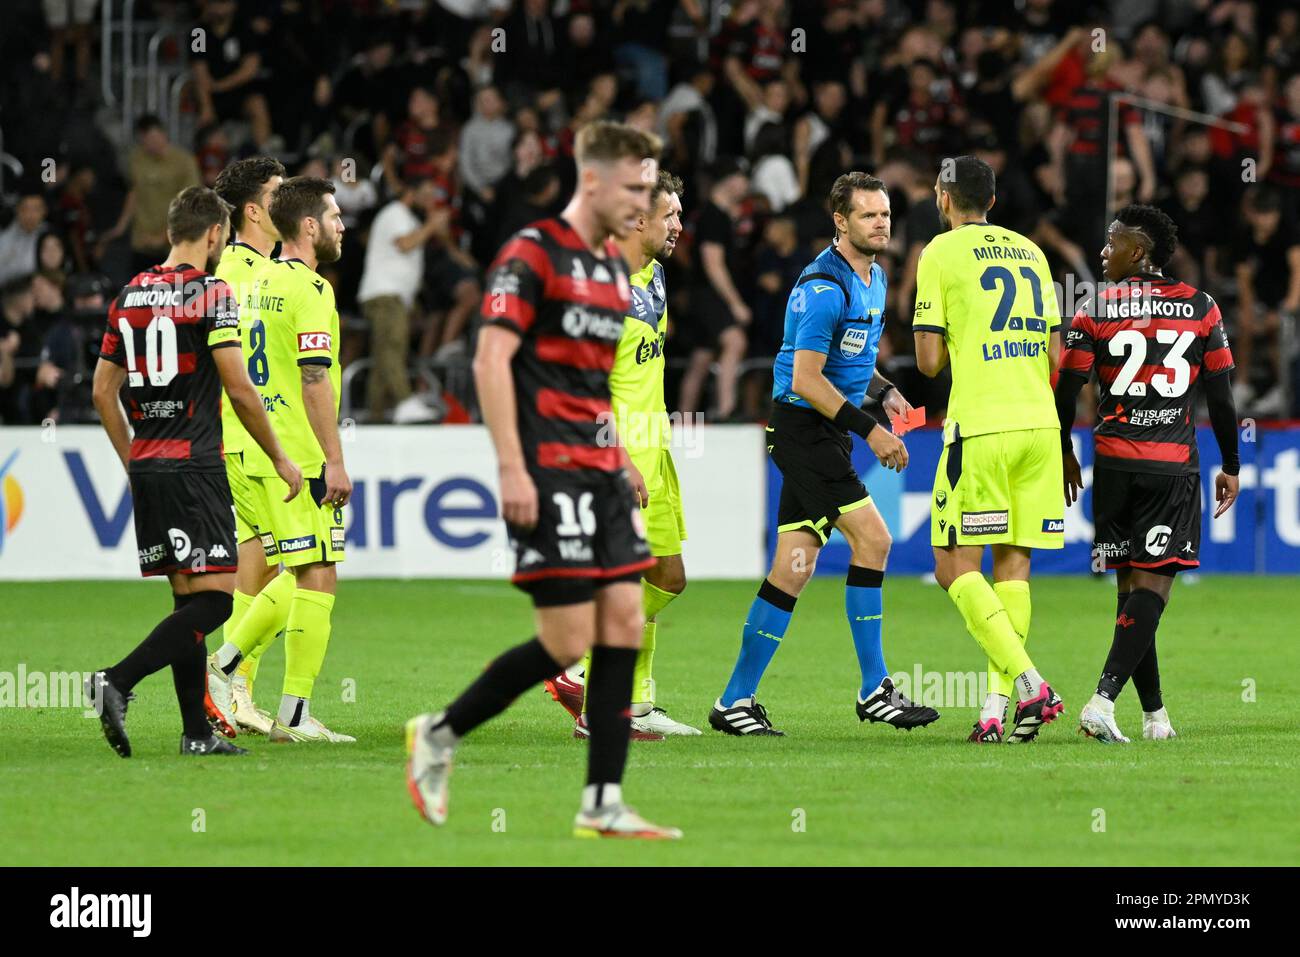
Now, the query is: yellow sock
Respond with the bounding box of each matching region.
[632,620,657,710]
[949,571,1032,679]
[579,649,592,715]
[226,590,254,644]
[229,571,295,658]
[282,587,334,700]
[989,580,1031,698]
[632,581,678,708]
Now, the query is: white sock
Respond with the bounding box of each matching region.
[565,662,585,682]
[1014,668,1046,702]
[582,783,622,813]
[980,693,1009,723]
[428,712,461,749]
[278,694,308,726]
[1088,692,1115,715]
[1145,706,1170,724]
[215,642,242,671]
[630,701,653,717]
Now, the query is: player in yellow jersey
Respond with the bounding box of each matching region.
[913,155,1067,744]
[208,176,354,743]
[209,157,293,736]
[542,169,701,737]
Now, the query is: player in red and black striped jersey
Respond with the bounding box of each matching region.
[87,186,301,759]
[405,122,680,840]
[1054,204,1240,744]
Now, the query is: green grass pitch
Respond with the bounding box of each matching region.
[1,576,1296,866]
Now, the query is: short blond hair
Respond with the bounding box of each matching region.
[574,121,661,169]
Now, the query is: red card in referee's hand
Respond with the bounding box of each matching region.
[890,406,926,436]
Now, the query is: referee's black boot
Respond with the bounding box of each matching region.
[180,734,249,756]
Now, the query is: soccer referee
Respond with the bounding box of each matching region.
[710,172,939,736]
[913,155,1067,744]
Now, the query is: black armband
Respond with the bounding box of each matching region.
[834,400,877,439]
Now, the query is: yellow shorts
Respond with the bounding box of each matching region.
[249,467,346,568]
[637,449,687,558]
[930,427,1065,550]
[226,451,261,545]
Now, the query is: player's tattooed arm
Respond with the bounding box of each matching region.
[91,358,131,471]
[300,361,351,508]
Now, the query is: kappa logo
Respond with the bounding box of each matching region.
[519,548,545,567]
[168,528,191,562]
[1117,614,1136,628]
[298,332,332,352]
[209,543,230,559]
[1145,524,1172,555]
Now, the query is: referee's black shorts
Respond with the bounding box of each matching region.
[767,402,871,545]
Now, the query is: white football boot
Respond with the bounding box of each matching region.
[1078,696,1131,744]
[230,674,274,735]
[405,712,456,826]
[573,803,682,840]
[269,715,356,743]
[204,655,237,739]
[631,706,702,736]
[1142,707,1178,740]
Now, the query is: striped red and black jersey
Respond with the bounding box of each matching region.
[1061,272,1234,475]
[481,217,632,475]
[99,263,241,474]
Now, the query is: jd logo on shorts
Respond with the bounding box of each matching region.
[961,510,1009,536]
[839,327,867,357]
[1042,518,1064,533]
[1145,525,1172,555]
[168,528,191,562]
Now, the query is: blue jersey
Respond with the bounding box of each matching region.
[771,245,887,410]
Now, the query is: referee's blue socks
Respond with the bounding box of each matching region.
[721,579,796,707]
[846,565,888,698]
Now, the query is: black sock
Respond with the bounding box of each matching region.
[443,637,562,737]
[107,593,205,692]
[584,645,637,788]
[174,592,233,737]
[1097,588,1165,701]
[173,637,210,739]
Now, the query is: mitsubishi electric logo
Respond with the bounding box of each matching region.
[49,887,151,937]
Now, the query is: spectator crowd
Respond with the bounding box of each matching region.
[3,0,1300,425]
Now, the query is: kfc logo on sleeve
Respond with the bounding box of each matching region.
[298,332,332,352]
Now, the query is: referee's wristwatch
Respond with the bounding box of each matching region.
[874,382,896,403]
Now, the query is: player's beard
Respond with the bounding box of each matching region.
[846,231,887,257]
[314,232,342,265]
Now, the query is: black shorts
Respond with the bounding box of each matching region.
[509,469,654,607]
[677,285,740,353]
[1093,465,1201,571]
[130,470,238,578]
[768,402,870,544]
